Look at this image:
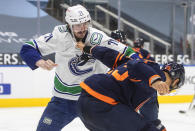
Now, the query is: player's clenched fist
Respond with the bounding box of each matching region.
[76,41,85,51]
[151,81,170,95]
[36,59,58,70]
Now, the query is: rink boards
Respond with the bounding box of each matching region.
[0,65,195,107]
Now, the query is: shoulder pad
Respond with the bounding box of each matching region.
[55,25,69,33]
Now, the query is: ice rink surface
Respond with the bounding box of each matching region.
[0,103,195,131]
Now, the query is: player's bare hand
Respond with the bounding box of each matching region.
[151,81,170,95]
[76,41,85,51]
[36,59,58,70]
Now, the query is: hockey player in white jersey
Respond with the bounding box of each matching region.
[20,4,137,131]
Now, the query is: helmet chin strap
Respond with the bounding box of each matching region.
[169,84,180,91]
[168,85,180,96]
[169,85,174,91]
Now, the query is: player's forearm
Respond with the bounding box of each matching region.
[76,42,129,68]
[20,44,42,70]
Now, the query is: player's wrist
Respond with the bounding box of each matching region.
[35,59,44,66]
[151,78,161,86]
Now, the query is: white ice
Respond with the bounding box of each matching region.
[0,103,195,131]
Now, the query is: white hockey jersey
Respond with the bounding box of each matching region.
[26,25,129,100]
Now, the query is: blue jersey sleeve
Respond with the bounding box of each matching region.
[140,49,155,61]
[91,46,129,69]
[20,44,42,70]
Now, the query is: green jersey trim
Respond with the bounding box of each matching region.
[124,46,135,56]
[54,75,82,95]
[25,41,36,48]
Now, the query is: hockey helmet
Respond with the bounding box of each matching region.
[111,30,127,44]
[161,62,185,91]
[65,4,91,26]
[133,38,144,48]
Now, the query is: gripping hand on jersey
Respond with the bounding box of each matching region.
[151,81,170,95]
[76,41,94,54]
[36,59,58,70]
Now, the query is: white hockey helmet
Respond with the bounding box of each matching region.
[65,5,91,26]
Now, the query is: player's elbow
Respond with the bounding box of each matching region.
[20,45,28,60]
